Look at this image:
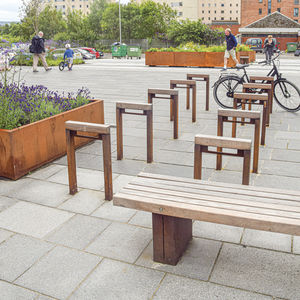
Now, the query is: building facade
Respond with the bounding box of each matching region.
[241,0,300,27]
[42,0,93,15]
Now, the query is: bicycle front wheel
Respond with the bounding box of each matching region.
[274,79,300,112]
[59,62,64,71]
[213,76,243,109]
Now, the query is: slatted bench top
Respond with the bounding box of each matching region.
[65,121,110,134]
[114,172,300,236]
[116,102,152,111]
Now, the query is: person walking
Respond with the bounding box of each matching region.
[31,31,52,72]
[222,28,241,71]
[264,35,275,65]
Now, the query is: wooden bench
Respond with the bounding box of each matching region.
[65,121,113,200]
[194,134,251,185]
[114,172,300,265]
[249,76,274,113]
[116,102,153,163]
[170,80,197,122]
[243,82,272,124]
[187,74,210,111]
[233,93,268,145]
[218,109,261,173]
[148,88,179,139]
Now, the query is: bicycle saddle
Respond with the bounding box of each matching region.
[236,64,250,69]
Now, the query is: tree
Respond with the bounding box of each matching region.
[87,0,108,37]
[101,3,119,40]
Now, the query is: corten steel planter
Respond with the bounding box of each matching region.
[145,52,175,66]
[0,100,104,180]
[145,51,255,67]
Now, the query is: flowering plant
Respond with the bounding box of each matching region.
[0,83,91,130]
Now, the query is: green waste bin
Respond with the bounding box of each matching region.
[127,45,142,59]
[286,42,298,53]
[111,43,127,58]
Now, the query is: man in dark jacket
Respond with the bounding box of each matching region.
[222,28,241,71]
[31,31,51,72]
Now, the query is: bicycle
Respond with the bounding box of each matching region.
[212,52,300,112]
[59,59,73,71]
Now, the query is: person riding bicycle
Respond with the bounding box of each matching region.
[222,28,242,71]
[64,44,74,71]
[264,35,275,65]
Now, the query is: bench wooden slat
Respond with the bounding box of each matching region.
[114,193,300,236]
[187,74,209,79]
[65,121,110,134]
[116,102,152,111]
[243,83,272,90]
[121,185,300,218]
[195,134,251,150]
[148,88,178,96]
[249,76,274,82]
[138,172,300,198]
[170,80,196,85]
[218,109,261,119]
[128,178,300,208]
[233,93,269,100]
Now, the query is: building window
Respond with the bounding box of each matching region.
[230,10,232,13]
[202,10,204,13]
[277,8,281,12]
[295,0,299,4]
[221,10,224,13]
[202,3,204,6]
[278,0,281,2]
[202,17,204,20]
[259,0,262,2]
[259,8,262,14]
[208,17,210,20]
[221,17,224,20]
[72,5,75,8]
[294,7,299,16]
[215,10,216,13]
[208,3,211,6]
[208,10,210,13]
[230,3,232,6]
[268,0,271,13]
[178,12,183,16]
[221,3,224,6]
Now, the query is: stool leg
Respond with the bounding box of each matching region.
[261,103,267,146]
[192,85,196,122]
[116,107,123,160]
[266,91,271,126]
[186,87,190,110]
[242,149,251,185]
[206,78,209,111]
[147,110,153,163]
[194,144,202,179]
[216,116,223,170]
[173,95,178,139]
[270,81,274,113]
[66,129,78,195]
[253,118,260,173]
[102,134,113,200]
[232,99,237,137]
[170,100,174,122]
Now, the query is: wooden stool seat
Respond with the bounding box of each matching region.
[65,121,113,200]
[194,134,251,185]
[116,101,153,163]
[218,109,261,173]
[170,79,197,122]
[233,92,268,146]
[148,88,179,139]
[240,56,250,64]
[187,74,210,111]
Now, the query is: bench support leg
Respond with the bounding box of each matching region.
[216,116,223,170]
[242,149,251,185]
[102,134,113,200]
[192,86,196,123]
[206,78,209,111]
[146,110,153,163]
[253,119,260,173]
[186,87,190,110]
[116,107,123,160]
[173,96,178,139]
[66,129,78,195]
[152,213,192,265]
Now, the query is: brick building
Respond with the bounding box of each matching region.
[241,0,300,27]
[239,11,300,50]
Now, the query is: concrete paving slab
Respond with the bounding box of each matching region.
[0,202,74,238]
[15,246,101,299]
[86,222,151,263]
[69,258,164,300]
[271,148,300,163]
[288,140,300,150]
[136,238,221,281]
[129,211,152,228]
[241,229,292,252]
[210,243,300,299]
[253,174,300,190]
[58,189,105,215]
[0,178,34,198]
[292,236,300,254]
[0,280,37,300]
[0,228,14,244]
[0,234,53,282]
[110,174,135,194]
[153,274,272,300]
[92,200,136,222]
[0,195,18,213]
[10,180,71,207]
[193,221,243,243]
[46,215,110,250]
[26,164,66,180]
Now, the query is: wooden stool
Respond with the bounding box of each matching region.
[170,80,197,122]
[148,88,179,139]
[233,93,268,146]
[240,56,250,64]
[116,102,153,163]
[243,83,272,125]
[187,74,210,111]
[194,134,252,185]
[249,76,274,113]
[65,121,113,200]
[218,109,261,173]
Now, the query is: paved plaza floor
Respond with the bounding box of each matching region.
[1,55,300,299]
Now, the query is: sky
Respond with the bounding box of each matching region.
[0,0,21,22]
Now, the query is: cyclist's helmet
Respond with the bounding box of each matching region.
[65,44,71,49]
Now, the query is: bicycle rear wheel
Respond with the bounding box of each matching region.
[213,76,243,109]
[59,62,64,71]
[274,79,300,112]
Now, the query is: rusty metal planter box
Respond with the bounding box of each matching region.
[0,99,104,180]
[145,52,175,66]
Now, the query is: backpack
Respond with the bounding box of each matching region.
[29,44,35,53]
